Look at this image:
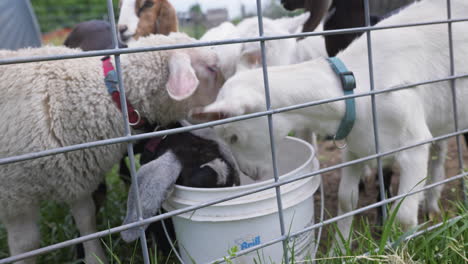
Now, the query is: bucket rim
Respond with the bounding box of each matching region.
[172,136,316,193]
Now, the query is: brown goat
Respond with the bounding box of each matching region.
[118,0,178,42]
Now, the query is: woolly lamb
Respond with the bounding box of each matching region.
[0,33,223,264]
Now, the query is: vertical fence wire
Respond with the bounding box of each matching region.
[364,0,388,221]
[446,0,467,205]
[104,0,151,263]
[255,1,290,263]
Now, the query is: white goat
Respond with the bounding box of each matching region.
[0,33,223,264]
[192,0,468,251]
[200,14,326,145]
[201,13,327,80]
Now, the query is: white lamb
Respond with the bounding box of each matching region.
[201,13,327,80]
[0,33,223,264]
[192,0,468,252]
[200,21,242,80]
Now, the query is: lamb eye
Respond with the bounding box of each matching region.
[229,134,238,144]
[206,65,217,74]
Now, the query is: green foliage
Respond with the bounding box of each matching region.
[313,202,468,264]
[179,24,207,40]
[31,0,119,33]
[189,4,202,15]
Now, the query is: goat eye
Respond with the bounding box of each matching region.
[138,0,154,16]
[229,134,238,144]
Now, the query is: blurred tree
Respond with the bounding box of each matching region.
[263,0,303,19]
[31,0,119,33]
[188,3,205,39]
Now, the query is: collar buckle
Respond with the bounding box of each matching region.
[338,71,356,91]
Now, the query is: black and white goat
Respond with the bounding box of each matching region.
[120,121,240,248]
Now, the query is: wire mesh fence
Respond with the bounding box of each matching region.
[0,0,467,263]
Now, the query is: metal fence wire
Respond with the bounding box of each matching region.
[0,0,467,263]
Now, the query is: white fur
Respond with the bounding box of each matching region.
[200,14,325,147]
[195,0,468,251]
[296,23,328,62]
[0,33,222,264]
[200,22,242,80]
[118,0,140,41]
[200,13,326,80]
[201,158,230,185]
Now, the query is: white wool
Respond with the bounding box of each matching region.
[0,32,220,212]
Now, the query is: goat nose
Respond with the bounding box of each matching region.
[118,25,128,34]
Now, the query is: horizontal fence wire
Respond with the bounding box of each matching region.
[2,72,468,166]
[1,0,467,263]
[1,18,468,66]
[1,127,467,263]
[212,171,468,264]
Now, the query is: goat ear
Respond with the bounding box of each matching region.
[239,49,262,68]
[303,0,332,31]
[121,152,182,242]
[166,52,200,101]
[190,108,231,122]
[190,101,236,122]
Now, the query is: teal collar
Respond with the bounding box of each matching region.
[327,57,356,141]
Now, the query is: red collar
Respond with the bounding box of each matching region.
[101,56,152,131]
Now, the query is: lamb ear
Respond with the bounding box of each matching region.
[166,52,199,101]
[121,151,182,242]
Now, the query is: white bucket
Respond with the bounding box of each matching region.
[163,137,321,264]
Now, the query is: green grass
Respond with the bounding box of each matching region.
[1,168,467,264]
[310,202,468,264]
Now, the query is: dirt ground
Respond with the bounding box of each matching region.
[311,136,466,248]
